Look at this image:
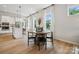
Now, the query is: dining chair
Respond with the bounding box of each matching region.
[36,33,47,50]
[46,32,53,45]
[28,32,36,46]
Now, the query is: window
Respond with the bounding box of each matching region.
[32,15,37,31]
[68,5,79,16]
[44,9,53,32]
[46,12,52,30]
[28,16,33,31]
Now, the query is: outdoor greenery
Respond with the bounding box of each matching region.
[69,6,79,15]
[45,12,52,30]
[46,19,51,30]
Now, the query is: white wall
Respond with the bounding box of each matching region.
[54,4,79,44]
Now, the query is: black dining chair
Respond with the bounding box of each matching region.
[36,33,47,50]
[28,32,36,46]
[46,32,53,45]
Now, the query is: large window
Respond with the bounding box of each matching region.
[44,8,54,32]
[45,11,53,30]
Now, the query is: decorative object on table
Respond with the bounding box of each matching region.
[38,18,41,26]
[36,18,43,32]
[36,26,43,32]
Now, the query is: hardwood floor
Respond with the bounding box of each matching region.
[0,33,13,42]
[0,34,78,54]
[0,40,76,54]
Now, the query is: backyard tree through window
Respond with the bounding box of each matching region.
[45,11,53,31]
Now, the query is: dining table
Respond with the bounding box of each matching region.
[28,31,49,38]
[27,31,52,50]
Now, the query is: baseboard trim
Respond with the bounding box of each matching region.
[55,38,79,46]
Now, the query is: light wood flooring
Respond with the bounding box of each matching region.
[0,33,13,42]
[0,34,78,54]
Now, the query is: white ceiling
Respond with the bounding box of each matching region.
[0,4,51,17]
